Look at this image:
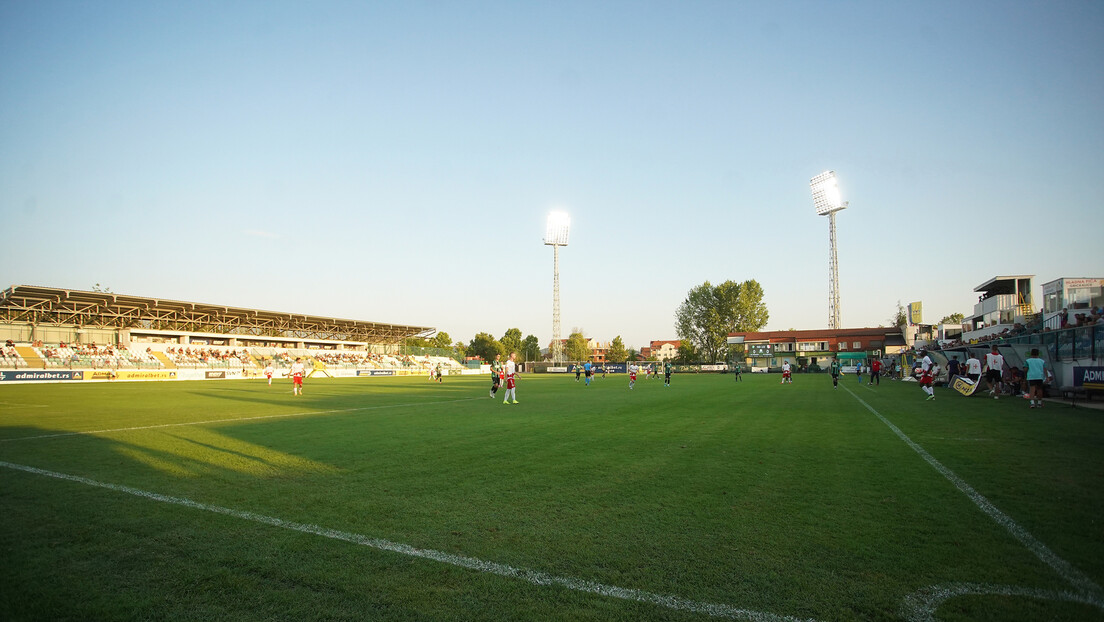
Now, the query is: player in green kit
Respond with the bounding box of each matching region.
[490,354,503,398]
[830,358,842,389]
[664,360,673,387]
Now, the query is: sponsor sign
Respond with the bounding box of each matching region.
[546,367,569,373]
[205,371,226,379]
[357,369,395,376]
[950,375,980,396]
[1073,367,1104,390]
[0,370,84,382]
[908,301,923,325]
[700,364,728,372]
[1063,278,1104,289]
[90,371,118,380]
[116,370,177,380]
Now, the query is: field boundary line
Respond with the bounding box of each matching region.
[900,582,1103,621]
[0,459,820,622]
[842,386,1104,601]
[0,397,485,443]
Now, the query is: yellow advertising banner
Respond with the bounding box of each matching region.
[951,375,979,396]
[115,370,178,381]
[908,301,923,325]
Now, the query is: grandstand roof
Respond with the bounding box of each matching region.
[0,285,434,344]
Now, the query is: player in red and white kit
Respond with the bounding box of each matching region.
[628,363,639,389]
[290,357,306,396]
[781,360,792,384]
[264,361,275,385]
[502,352,519,404]
[918,350,936,400]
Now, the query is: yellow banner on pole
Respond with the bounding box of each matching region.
[908,301,923,325]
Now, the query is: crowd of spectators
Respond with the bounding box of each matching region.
[165,346,253,367]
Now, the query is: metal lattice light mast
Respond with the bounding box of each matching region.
[544,212,570,364]
[810,171,848,330]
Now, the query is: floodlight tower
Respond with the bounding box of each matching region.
[810,171,848,330]
[544,211,570,364]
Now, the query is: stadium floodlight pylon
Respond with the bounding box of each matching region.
[544,211,570,365]
[810,171,848,330]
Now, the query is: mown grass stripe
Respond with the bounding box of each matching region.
[843,386,1104,601]
[0,459,821,622]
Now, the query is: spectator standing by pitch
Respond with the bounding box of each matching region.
[1024,348,1049,409]
[869,358,882,386]
[984,345,1005,399]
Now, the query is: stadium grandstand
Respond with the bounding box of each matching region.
[0,285,464,377]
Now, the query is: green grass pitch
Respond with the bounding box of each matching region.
[2,372,1102,621]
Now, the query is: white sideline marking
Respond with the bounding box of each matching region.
[900,582,1104,622]
[842,386,1104,601]
[0,397,485,443]
[0,460,820,622]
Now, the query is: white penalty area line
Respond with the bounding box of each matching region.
[841,386,1104,602]
[0,460,820,622]
[0,397,486,443]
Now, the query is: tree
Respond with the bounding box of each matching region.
[606,336,628,363]
[890,301,907,329]
[627,348,639,362]
[521,335,541,362]
[431,331,451,349]
[675,279,769,363]
[939,312,965,325]
[404,336,432,348]
[453,341,467,359]
[467,332,503,363]
[500,328,522,357]
[675,341,699,364]
[565,330,589,362]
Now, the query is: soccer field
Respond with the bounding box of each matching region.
[2,373,1102,621]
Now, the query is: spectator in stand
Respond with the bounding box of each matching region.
[1059,308,1069,328]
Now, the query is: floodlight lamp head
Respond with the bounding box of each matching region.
[810,170,848,216]
[544,211,570,246]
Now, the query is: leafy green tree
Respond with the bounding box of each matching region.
[606,336,628,363]
[566,331,589,362]
[500,328,522,357]
[939,312,965,325]
[675,341,699,364]
[467,332,504,363]
[676,279,768,363]
[521,335,541,362]
[627,348,639,362]
[431,331,451,348]
[405,336,432,348]
[891,301,907,328]
[453,341,467,359]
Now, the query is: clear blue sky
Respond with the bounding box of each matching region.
[2,1,1101,350]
